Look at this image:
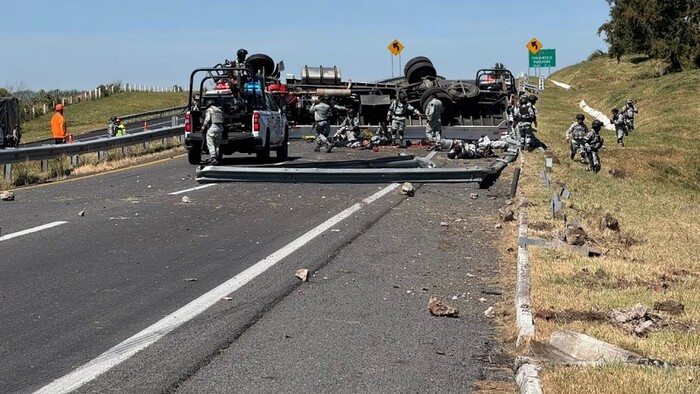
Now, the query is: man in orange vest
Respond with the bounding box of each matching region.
[51,104,67,144]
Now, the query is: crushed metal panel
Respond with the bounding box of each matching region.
[360,94,391,106]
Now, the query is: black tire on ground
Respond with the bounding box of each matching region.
[403,56,433,77]
[187,146,202,165]
[277,127,289,159]
[420,87,454,125]
[246,54,275,77]
[405,60,437,84]
[257,129,271,161]
[447,81,480,100]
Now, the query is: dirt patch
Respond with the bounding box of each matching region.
[535,309,608,322]
[608,168,629,178]
[529,221,553,232]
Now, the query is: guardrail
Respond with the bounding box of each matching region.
[118,106,185,124]
[2,125,184,180]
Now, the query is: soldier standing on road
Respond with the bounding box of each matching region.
[387,91,422,148]
[51,104,67,144]
[622,99,638,132]
[201,99,224,165]
[611,108,626,147]
[425,93,443,147]
[565,113,588,161]
[310,95,345,152]
[107,116,117,138]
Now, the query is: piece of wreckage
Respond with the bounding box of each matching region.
[195,52,520,185]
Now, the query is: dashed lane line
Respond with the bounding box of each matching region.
[0,221,68,242]
[168,184,215,195]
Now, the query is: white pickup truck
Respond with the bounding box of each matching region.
[184,67,288,164]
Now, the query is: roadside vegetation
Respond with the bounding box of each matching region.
[517,54,700,392]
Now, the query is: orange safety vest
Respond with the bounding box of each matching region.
[51,112,66,139]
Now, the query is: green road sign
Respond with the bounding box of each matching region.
[529,49,556,67]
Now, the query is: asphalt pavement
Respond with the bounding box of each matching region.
[1,140,515,393]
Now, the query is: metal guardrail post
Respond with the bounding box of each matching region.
[3,164,11,180]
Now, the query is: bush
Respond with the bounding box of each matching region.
[587,49,607,61]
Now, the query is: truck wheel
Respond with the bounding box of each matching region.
[405,59,436,84]
[246,54,275,78]
[420,87,454,125]
[447,81,480,100]
[256,129,271,161]
[276,127,289,160]
[403,56,433,77]
[187,146,202,165]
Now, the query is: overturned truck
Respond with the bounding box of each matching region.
[0,97,21,149]
[213,54,517,140]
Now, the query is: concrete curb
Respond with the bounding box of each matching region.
[513,151,544,394]
[579,100,615,131]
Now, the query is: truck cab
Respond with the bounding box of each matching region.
[184,67,289,164]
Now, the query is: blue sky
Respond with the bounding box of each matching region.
[1,0,610,91]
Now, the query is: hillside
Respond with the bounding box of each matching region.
[517,55,700,392]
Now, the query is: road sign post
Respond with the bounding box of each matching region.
[387,39,405,78]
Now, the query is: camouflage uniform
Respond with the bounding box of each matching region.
[565,120,588,160]
[387,95,421,145]
[611,110,626,147]
[623,100,638,132]
[334,113,360,146]
[425,97,443,143]
[310,99,344,151]
[515,102,536,148]
[202,103,224,164]
[582,121,604,172]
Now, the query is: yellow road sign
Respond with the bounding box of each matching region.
[526,37,543,55]
[388,39,404,56]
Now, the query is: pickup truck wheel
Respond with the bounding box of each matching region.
[187,146,202,164]
[276,127,289,160]
[256,129,271,161]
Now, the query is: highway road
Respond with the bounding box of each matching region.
[0,141,515,392]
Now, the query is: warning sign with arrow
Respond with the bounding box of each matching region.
[387,39,404,56]
[526,37,542,55]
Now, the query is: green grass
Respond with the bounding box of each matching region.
[516,55,700,392]
[21,91,187,142]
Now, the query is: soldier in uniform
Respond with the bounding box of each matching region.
[622,99,638,132]
[565,113,588,161]
[582,119,604,172]
[201,99,224,165]
[527,94,539,127]
[424,93,443,147]
[333,108,361,148]
[515,96,536,149]
[310,95,345,152]
[387,91,422,147]
[611,108,626,147]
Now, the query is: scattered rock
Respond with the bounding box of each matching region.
[563,223,588,246]
[505,199,514,206]
[600,213,620,231]
[499,207,515,222]
[184,278,198,282]
[400,182,415,197]
[428,296,459,317]
[440,221,449,227]
[470,193,479,199]
[608,303,659,336]
[479,297,487,303]
[0,191,15,201]
[494,223,502,229]
[78,210,85,217]
[223,296,233,301]
[608,168,628,178]
[484,306,495,318]
[181,196,191,203]
[653,300,685,315]
[295,269,309,281]
[618,230,638,246]
[544,151,561,164]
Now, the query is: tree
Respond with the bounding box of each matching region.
[598,0,700,70]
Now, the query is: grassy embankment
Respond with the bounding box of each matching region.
[2,91,188,190]
[516,56,700,392]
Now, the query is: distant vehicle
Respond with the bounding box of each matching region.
[0,97,21,149]
[184,66,288,165]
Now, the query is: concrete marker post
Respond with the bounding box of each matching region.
[3,163,11,180]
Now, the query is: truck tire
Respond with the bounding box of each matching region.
[187,146,202,165]
[404,56,433,77]
[276,127,289,160]
[247,54,275,78]
[420,87,454,126]
[405,60,437,84]
[256,129,271,161]
[447,81,480,100]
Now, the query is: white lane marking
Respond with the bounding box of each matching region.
[35,183,399,394]
[168,184,215,195]
[0,221,68,242]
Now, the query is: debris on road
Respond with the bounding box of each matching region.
[470,193,479,199]
[428,296,459,317]
[184,278,198,282]
[295,269,309,282]
[499,207,515,222]
[440,222,449,227]
[400,182,415,197]
[0,191,15,201]
[182,196,191,203]
[78,210,85,217]
[484,306,495,318]
[608,303,658,336]
[223,296,233,301]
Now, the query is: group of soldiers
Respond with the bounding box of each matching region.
[310,91,445,152]
[565,99,638,173]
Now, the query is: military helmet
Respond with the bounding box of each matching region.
[626,99,633,104]
[576,113,585,121]
[519,96,528,105]
[237,48,248,57]
[591,119,603,129]
[528,94,538,103]
[398,91,407,101]
[204,99,216,108]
